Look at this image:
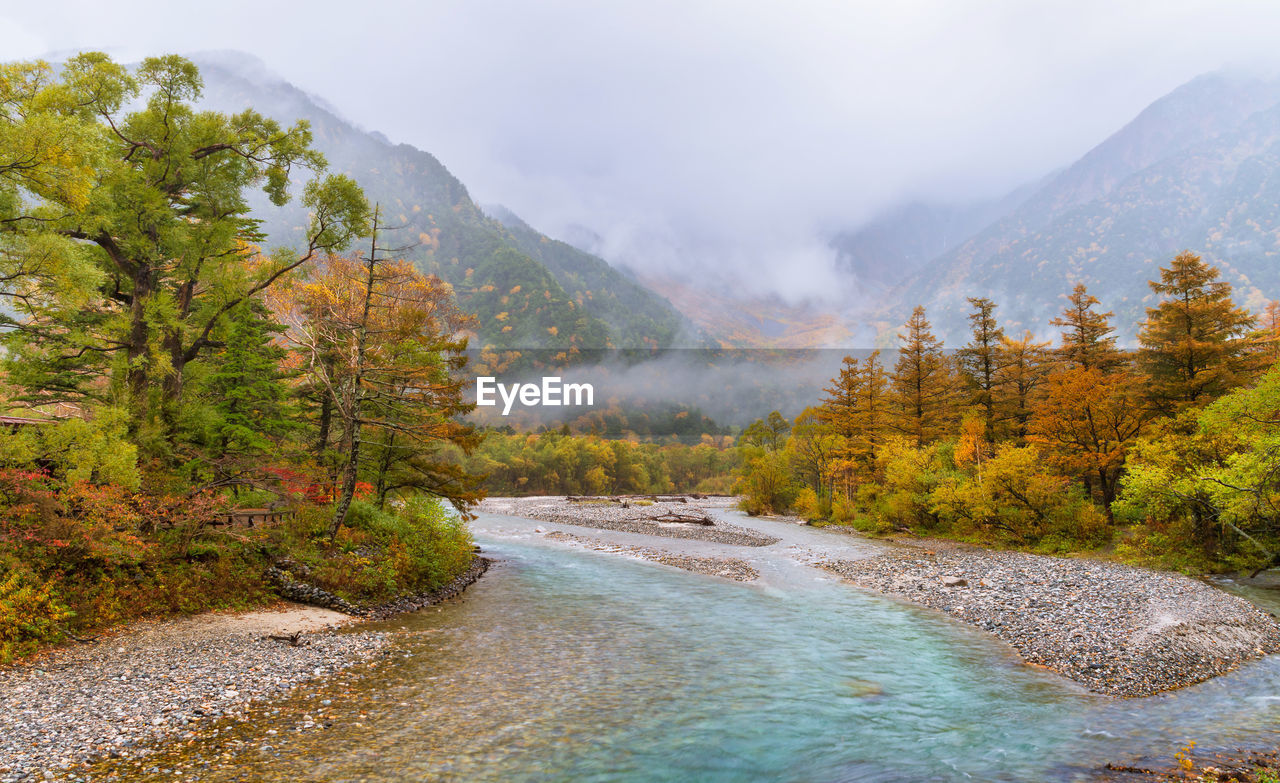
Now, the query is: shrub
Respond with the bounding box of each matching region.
[0,569,71,663]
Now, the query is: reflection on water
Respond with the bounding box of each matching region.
[111,512,1280,782]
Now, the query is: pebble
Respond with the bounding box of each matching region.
[0,555,491,780]
[483,497,780,547]
[543,530,760,581]
[821,542,1280,697]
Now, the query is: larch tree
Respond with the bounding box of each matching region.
[819,355,863,494]
[956,297,1006,443]
[273,209,480,536]
[1050,284,1122,372]
[1033,289,1146,513]
[993,331,1051,443]
[852,350,889,465]
[888,306,957,446]
[1137,251,1257,415]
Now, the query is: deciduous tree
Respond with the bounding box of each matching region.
[1137,251,1257,414]
[888,306,957,445]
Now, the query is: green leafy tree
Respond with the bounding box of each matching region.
[0,53,367,446]
[191,301,296,486]
[1118,367,1280,570]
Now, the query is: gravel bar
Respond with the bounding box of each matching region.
[820,541,1280,697]
[0,607,388,782]
[0,555,492,782]
[482,496,780,547]
[543,530,760,581]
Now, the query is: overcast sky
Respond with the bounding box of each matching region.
[6,1,1280,299]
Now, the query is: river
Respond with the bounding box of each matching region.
[112,509,1280,781]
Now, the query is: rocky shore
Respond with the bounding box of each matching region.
[0,556,490,782]
[0,607,385,782]
[481,496,780,546]
[543,530,759,581]
[820,541,1280,697]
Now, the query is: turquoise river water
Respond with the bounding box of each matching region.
[113,510,1280,781]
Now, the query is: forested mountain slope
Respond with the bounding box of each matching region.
[190,52,687,351]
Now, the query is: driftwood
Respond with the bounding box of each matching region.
[566,494,714,504]
[624,511,715,526]
[267,631,307,647]
[58,625,99,644]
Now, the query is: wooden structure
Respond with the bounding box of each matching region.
[213,508,295,528]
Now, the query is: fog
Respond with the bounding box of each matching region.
[6,1,1280,300]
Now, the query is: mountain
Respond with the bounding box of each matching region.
[830,181,1042,295]
[188,52,688,352]
[483,205,685,349]
[887,71,1280,342]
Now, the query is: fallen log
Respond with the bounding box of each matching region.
[647,512,714,526]
[267,631,307,647]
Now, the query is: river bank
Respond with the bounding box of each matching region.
[819,540,1280,697]
[481,496,781,546]
[486,495,1280,698]
[0,556,490,783]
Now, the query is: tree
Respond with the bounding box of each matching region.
[0,54,367,445]
[931,443,1107,546]
[740,410,790,451]
[888,306,956,445]
[1260,300,1280,365]
[274,209,479,536]
[1117,367,1280,570]
[993,331,1051,443]
[787,408,840,514]
[1029,366,1146,513]
[194,300,296,487]
[1137,251,1257,415]
[820,355,861,441]
[1050,284,1121,372]
[957,297,1006,442]
[819,351,888,494]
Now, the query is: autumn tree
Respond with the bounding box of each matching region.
[274,209,480,536]
[1050,284,1122,372]
[819,351,888,493]
[956,297,1006,442]
[1137,251,1257,415]
[787,408,840,513]
[852,350,889,459]
[740,410,791,451]
[888,306,956,445]
[993,331,1051,443]
[1260,301,1280,365]
[0,53,367,446]
[1029,366,1146,512]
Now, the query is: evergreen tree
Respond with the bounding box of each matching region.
[888,306,956,445]
[1050,284,1121,372]
[1137,251,1257,414]
[957,297,1006,442]
[199,302,295,483]
[994,331,1051,443]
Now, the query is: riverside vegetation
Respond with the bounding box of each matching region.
[737,252,1280,574]
[0,54,482,663]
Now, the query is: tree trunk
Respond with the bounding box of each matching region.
[126,264,155,422]
[329,207,380,539]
